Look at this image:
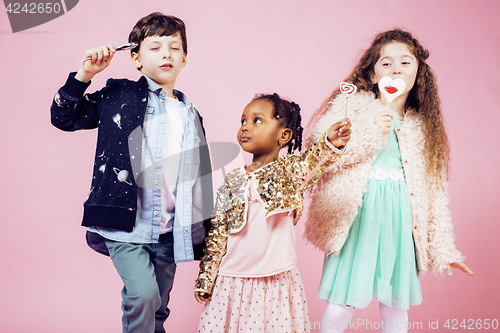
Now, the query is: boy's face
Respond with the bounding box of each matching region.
[132,34,186,93]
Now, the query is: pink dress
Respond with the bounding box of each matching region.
[198,178,310,333]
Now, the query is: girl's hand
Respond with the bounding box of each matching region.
[327,118,351,149]
[374,110,393,135]
[194,290,212,303]
[446,262,474,276]
[75,44,116,82]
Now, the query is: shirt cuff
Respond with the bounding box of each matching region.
[194,288,210,293]
[324,129,346,154]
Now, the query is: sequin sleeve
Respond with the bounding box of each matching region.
[194,180,231,294]
[259,131,340,224]
[295,131,340,191]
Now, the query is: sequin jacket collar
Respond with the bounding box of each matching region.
[195,132,338,293]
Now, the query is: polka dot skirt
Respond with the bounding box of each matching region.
[198,265,310,332]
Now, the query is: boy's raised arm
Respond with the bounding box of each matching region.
[50,44,117,132]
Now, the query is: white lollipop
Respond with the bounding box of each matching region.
[378,76,406,103]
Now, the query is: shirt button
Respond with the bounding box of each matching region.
[160,119,165,124]
[413,225,417,230]
[156,149,161,154]
[396,128,401,133]
[154,211,159,216]
[409,192,414,197]
[154,180,159,185]
[404,160,409,164]
[160,99,164,103]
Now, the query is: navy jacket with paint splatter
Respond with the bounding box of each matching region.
[50,73,213,260]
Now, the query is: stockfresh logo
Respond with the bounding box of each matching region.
[3,0,79,33]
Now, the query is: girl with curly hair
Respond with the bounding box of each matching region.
[305,29,473,333]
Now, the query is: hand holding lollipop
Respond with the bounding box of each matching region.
[330,82,356,154]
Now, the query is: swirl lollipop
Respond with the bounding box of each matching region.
[340,82,357,119]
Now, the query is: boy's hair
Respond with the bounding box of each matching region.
[128,12,188,55]
[254,93,303,154]
[310,28,449,180]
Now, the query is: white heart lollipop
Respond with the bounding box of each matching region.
[378,76,406,103]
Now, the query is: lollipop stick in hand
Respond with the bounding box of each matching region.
[340,82,357,118]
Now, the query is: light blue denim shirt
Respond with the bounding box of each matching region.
[88,77,201,262]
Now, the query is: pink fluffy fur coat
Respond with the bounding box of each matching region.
[304,92,464,276]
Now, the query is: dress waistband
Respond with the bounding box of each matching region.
[369,168,405,181]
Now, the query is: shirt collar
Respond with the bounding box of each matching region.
[173,89,191,108]
[143,76,191,108]
[144,76,164,96]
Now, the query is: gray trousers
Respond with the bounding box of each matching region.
[105,233,176,333]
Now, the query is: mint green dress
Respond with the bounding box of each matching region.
[317,120,423,310]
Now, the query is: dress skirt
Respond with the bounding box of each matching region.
[198,264,310,333]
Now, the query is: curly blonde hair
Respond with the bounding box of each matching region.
[310,29,449,179]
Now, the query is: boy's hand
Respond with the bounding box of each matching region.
[194,290,212,303]
[374,110,393,135]
[75,44,116,82]
[327,118,351,149]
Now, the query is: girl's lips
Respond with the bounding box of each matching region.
[239,134,250,142]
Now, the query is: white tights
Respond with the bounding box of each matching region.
[318,302,409,333]
[318,302,355,333]
[379,303,409,332]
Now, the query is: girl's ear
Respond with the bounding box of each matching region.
[370,71,378,85]
[278,128,293,146]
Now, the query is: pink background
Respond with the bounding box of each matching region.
[1,0,499,332]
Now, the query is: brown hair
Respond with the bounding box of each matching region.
[310,29,449,179]
[128,12,188,56]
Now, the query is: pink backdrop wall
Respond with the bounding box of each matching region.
[1,0,499,332]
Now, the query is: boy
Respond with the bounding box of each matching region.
[50,13,213,333]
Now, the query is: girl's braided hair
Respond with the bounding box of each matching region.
[254,93,303,154]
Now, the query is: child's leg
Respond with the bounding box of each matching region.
[105,237,176,333]
[379,302,408,333]
[318,302,355,333]
[152,233,177,333]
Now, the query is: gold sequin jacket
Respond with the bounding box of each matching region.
[195,132,339,293]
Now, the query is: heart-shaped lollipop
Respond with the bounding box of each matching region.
[340,82,357,97]
[378,76,406,103]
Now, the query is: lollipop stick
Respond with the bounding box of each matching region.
[338,82,355,156]
[340,82,356,120]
